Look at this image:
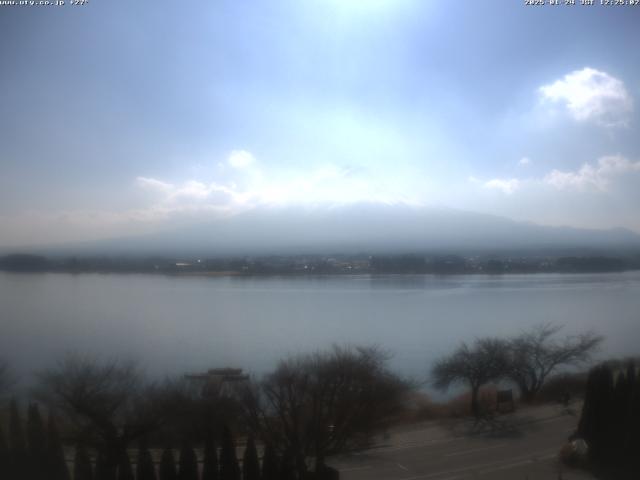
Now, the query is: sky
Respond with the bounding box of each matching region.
[1,0,639,248]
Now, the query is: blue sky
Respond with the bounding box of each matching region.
[1,0,639,246]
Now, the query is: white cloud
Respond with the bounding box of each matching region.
[228,150,255,169]
[544,155,640,191]
[136,177,174,193]
[133,149,421,217]
[519,157,531,166]
[539,68,633,127]
[483,178,520,195]
[468,175,522,194]
[467,176,481,184]
[137,174,251,212]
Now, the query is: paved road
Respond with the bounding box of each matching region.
[330,405,593,480]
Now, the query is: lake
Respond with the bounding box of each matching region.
[1,271,639,391]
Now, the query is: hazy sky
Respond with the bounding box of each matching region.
[1,0,639,247]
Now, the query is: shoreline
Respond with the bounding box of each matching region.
[1,268,639,278]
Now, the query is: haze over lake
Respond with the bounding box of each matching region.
[2,271,639,390]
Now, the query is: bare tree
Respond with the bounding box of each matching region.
[0,358,14,399]
[431,338,509,419]
[240,345,409,476]
[507,324,603,402]
[151,375,242,443]
[35,354,164,478]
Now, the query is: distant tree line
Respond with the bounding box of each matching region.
[555,256,627,273]
[2,253,639,275]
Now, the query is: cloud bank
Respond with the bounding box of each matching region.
[544,155,640,192]
[483,178,521,195]
[137,151,420,216]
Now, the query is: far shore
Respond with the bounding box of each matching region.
[2,251,639,277]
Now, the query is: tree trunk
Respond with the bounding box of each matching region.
[471,386,480,419]
[520,387,535,404]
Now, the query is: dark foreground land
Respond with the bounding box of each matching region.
[331,404,593,480]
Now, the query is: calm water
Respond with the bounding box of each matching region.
[1,271,639,387]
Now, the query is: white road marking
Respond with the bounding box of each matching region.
[397,463,409,471]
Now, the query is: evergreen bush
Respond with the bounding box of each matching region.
[219,426,240,480]
[73,444,94,480]
[159,448,178,480]
[178,442,198,480]
[242,435,260,480]
[202,436,219,480]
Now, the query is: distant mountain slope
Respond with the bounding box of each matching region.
[38,204,640,256]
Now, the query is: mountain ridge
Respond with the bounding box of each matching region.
[25,203,640,257]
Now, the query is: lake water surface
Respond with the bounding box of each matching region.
[1,271,639,388]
